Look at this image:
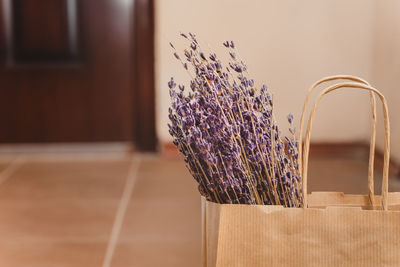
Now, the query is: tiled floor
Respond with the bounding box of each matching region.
[0,152,398,267]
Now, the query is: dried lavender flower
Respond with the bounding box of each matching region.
[168,33,302,207]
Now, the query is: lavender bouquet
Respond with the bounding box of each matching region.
[168,33,302,207]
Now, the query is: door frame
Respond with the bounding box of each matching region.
[132,0,157,151]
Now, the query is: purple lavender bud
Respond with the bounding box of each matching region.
[223,41,230,47]
[190,42,197,50]
[229,62,243,73]
[190,81,196,91]
[198,185,207,196]
[283,157,289,164]
[184,116,195,127]
[230,41,235,48]
[200,52,206,60]
[174,52,180,60]
[184,50,191,59]
[189,32,196,39]
[263,110,271,117]
[229,52,236,59]
[249,89,255,97]
[168,77,176,89]
[180,33,188,39]
[287,113,294,124]
[209,53,217,61]
[207,183,216,191]
[169,42,175,49]
[191,128,202,139]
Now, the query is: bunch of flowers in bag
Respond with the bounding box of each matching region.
[168,33,302,207]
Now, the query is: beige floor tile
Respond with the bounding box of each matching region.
[130,158,198,200]
[0,242,107,267]
[0,155,19,173]
[111,157,201,267]
[0,199,119,241]
[0,155,18,164]
[0,156,133,267]
[118,198,201,243]
[0,159,131,200]
[0,163,10,173]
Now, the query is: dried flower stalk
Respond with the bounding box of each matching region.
[168,33,302,207]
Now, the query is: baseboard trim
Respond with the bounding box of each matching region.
[160,142,183,160]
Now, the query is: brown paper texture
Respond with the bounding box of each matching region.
[202,192,400,267]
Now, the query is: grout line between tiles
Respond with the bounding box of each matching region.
[0,155,25,186]
[102,155,141,267]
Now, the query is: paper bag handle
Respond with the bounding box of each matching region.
[298,75,377,206]
[301,83,390,210]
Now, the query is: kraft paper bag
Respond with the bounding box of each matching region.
[201,76,400,267]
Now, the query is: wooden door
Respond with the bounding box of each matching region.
[0,0,155,149]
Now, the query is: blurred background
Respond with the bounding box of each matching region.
[0,0,399,266]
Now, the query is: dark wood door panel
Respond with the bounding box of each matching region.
[12,0,76,62]
[0,0,133,143]
[0,68,90,142]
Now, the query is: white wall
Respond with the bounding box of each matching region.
[155,0,375,145]
[371,0,400,162]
